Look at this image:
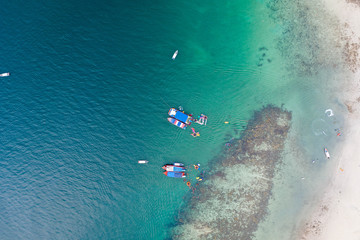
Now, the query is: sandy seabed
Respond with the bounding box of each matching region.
[298,0,360,239]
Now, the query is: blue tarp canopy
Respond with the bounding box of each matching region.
[172,167,185,172]
[167,172,183,178]
[174,111,189,123]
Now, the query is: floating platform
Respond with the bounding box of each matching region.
[195,114,207,125]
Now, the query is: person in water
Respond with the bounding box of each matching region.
[191,132,200,137]
[191,127,200,137]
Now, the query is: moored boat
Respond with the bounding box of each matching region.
[168,108,193,125]
[168,117,187,129]
[0,72,10,77]
[162,164,185,172]
[324,148,330,159]
[138,160,148,164]
[163,171,186,178]
[172,50,178,60]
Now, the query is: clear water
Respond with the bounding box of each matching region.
[0,0,348,239]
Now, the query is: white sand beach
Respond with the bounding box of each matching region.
[299,0,360,239]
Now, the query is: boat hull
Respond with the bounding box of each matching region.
[172,50,178,60]
[162,165,185,172]
[324,148,330,159]
[167,117,186,129]
[0,72,10,77]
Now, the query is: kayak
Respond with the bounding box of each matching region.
[162,164,185,172]
[163,171,186,178]
[324,148,330,159]
[172,50,178,60]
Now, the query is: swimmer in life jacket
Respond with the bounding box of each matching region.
[191,132,200,137]
[194,164,200,170]
[191,127,200,137]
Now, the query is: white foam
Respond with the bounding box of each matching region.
[325,108,334,117]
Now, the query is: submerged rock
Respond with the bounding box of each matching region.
[171,105,292,240]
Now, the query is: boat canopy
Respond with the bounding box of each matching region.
[168,108,192,124]
[164,171,185,178]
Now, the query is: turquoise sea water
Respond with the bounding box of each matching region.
[0,0,347,239]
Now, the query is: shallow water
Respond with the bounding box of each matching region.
[0,0,348,239]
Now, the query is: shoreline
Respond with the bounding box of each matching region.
[298,109,360,239]
[297,0,360,238]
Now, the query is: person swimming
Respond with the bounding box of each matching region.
[191,128,200,137]
[191,132,200,137]
[194,164,200,170]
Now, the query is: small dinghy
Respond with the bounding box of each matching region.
[163,171,186,178]
[172,50,178,60]
[138,160,148,164]
[324,148,330,159]
[0,72,10,77]
[162,163,185,172]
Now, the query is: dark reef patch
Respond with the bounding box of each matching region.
[171,105,292,240]
[256,47,271,67]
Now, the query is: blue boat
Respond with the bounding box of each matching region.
[163,171,186,178]
[168,108,193,125]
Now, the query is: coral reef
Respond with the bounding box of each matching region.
[171,105,292,240]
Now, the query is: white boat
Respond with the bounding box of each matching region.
[0,72,10,77]
[162,164,185,172]
[172,50,178,60]
[138,160,148,164]
[324,148,330,159]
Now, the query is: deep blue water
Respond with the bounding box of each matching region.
[0,1,259,239]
